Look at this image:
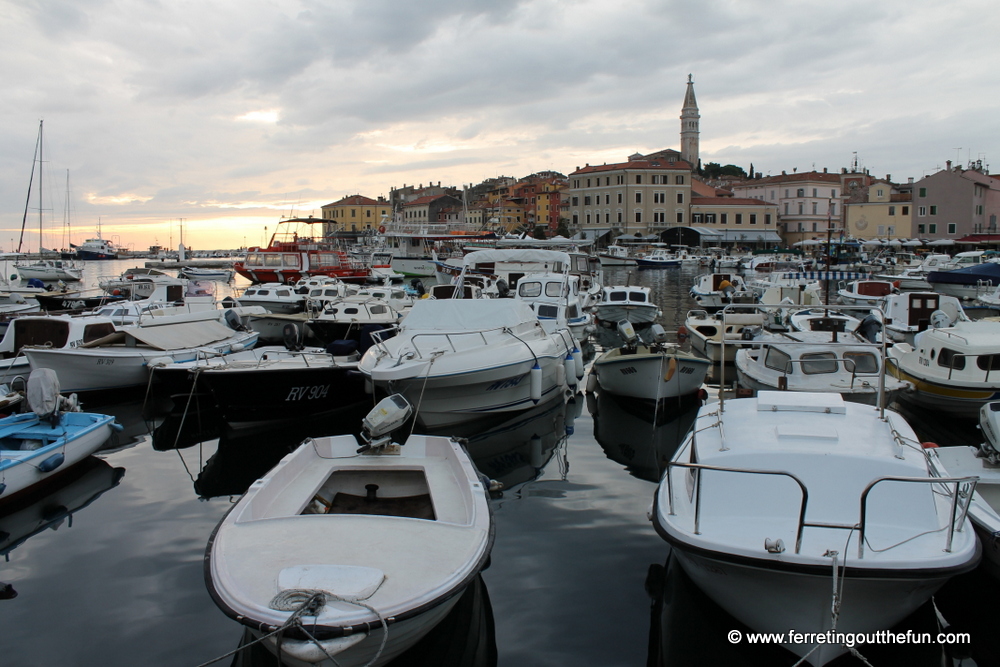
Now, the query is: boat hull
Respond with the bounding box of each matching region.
[592,348,709,401]
[670,547,954,666]
[886,357,1000,418]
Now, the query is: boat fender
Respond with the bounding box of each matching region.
[565,396,577,435]
[572,345,584,379]
[0,482,5,495]
[564,352,577,389]
[677,325,688,342]
[38,453,65,473]
[530,363,542,403]
[921,442,939,449]
[586,371,598,392]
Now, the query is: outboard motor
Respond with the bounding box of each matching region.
[856,313,882,344]
[224,308,247,332]
[26,368,65,426]
[358,394,413,452]
[496,279,510,298]
[282,323,304,351]
[410,278,425,297]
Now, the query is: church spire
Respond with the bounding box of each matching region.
[680,74,700,167]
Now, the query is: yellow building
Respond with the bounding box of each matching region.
[321,195,392,233]
[844,181,913,240]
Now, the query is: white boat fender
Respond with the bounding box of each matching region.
[572,345,584,379]
[530,363,542,403]
[585,371,598,393]
[564,351,577,389]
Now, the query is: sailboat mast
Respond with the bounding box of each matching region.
[38,120,43,255]
[17,123,42,254]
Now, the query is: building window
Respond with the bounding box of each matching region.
[583,196,591,205]
[832,189,837,197]
[770,190,776,201]
[919,187,927,197]
[617,175,624,185]
[676,212,684,224]
[677,193,684,204]
[617,193,623,204]
[877,225,885,236]
[605,194,610,204]
[831,204,836,216]
[797,188,805,197]
[735,214,743,225]
[586,179,591,187]
[784,203,789,214]
[585,214,591,224]
[692,213,703,223]
[978,205,985,215]
[813,188,818,197]
[918,206,926,216]
[784,189,789,197]
[635,192,642,203]
[887,225,895,235]
[929,223,937,233]
[635,210,642,223]
[654,192,665,203]
[676,175,684,184]
[812,202,818,214]
[750,214,757,225]
[721,213,728,224]
[813,222,818,232]
[889,206,895,215]
[798,203,804,214]
[654,211,666,223]
[930,206,937,215]
[572,196,579,206]
[765,214,772,225]
[635,175,642,184]
[617,212,622,223]
[917,223,925,234]
[705,214,716,224]
[948,223,957,234]
[902,206,909,215]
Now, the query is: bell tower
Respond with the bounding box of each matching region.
[680,74,700,167]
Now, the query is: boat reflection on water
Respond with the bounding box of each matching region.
[229,573,497,667]
[0,457,125,598]
[461,393,578,492]
[645,552,985,667]
[588,389,701,483]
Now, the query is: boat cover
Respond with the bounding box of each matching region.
[927,262,1000,285]
[82,320,243,351]
[401,299,539,332]
[462,248,572,269]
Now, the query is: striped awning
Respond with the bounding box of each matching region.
[781,271,871,280]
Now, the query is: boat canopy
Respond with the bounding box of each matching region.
[82,320,242,351]
[401,299,539,332]
[462,248,572,270]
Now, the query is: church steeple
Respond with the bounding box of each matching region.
[680,74,700,167]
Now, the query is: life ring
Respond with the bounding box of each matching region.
[378,225,386,234]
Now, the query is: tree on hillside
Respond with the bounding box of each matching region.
[700,162,748,179]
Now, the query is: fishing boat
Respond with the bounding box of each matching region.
[235,282,310,315]
[15,259,83,282]
[0,370,122,504]
[652,391,981,666]
[881,291,968,345]
[73,237,121,261]
[683,308,765,363]
[597,244,638,267]
[635,247,681,269]
[688,272,753,310]
[734,329,911,405]
[835,279,898,307]
[22,315,260,394]
[205,394,494,667]
[358,298,577,429]
[594,284,660,325]
[234,217,371,284]
[886,319,1000,417]
[926,262,1000,300]
[924,401,1000,579]
[178,266,235,282]
[590,322,709,403]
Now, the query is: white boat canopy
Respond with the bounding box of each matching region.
[82,320,244,351]
[401,299,539,332]
[461,248,573,270]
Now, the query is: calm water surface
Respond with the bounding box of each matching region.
[1,260,997,666]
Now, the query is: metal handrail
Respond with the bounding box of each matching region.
[936,350,999,383]
[409,330,489,358]
[858,475,979,558]
[666,461,811,553]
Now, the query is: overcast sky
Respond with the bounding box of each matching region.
[2,0,998,252]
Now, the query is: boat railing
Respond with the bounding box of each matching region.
[858,475,978,558]
[938,350,998,382]
[666,462,978,558]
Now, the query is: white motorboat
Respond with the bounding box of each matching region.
[688,272,752,310]
[98,267,187,300]
[0,293,40,317]
[652,391,981,666]
[835,279,898,307]
[881,291,968,345]
[178,266,235,282]
[22,317,260,394]
[597,244,637,267]
[924,401,1000,579]
[0,314,120,379]
[15,259,83,282]
[635,248,681,269]
[594,285,660,326]
[887,318,1000,417]
[786,308,862,334]
[205,395,494,667]
[0,369,121,503]
[307,295,405,347]
[236,282,310,314]
[734,329,911,405]
[358,298,577,429]
[590,324,710,402]
[926,262,1000,300]
[683,309,765,363]
[513,270,594,343]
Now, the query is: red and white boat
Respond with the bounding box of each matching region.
[234,218,371,285]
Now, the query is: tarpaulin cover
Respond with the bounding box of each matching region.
[401,299,538,332]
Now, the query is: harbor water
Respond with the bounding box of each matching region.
[1,259,998,666]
